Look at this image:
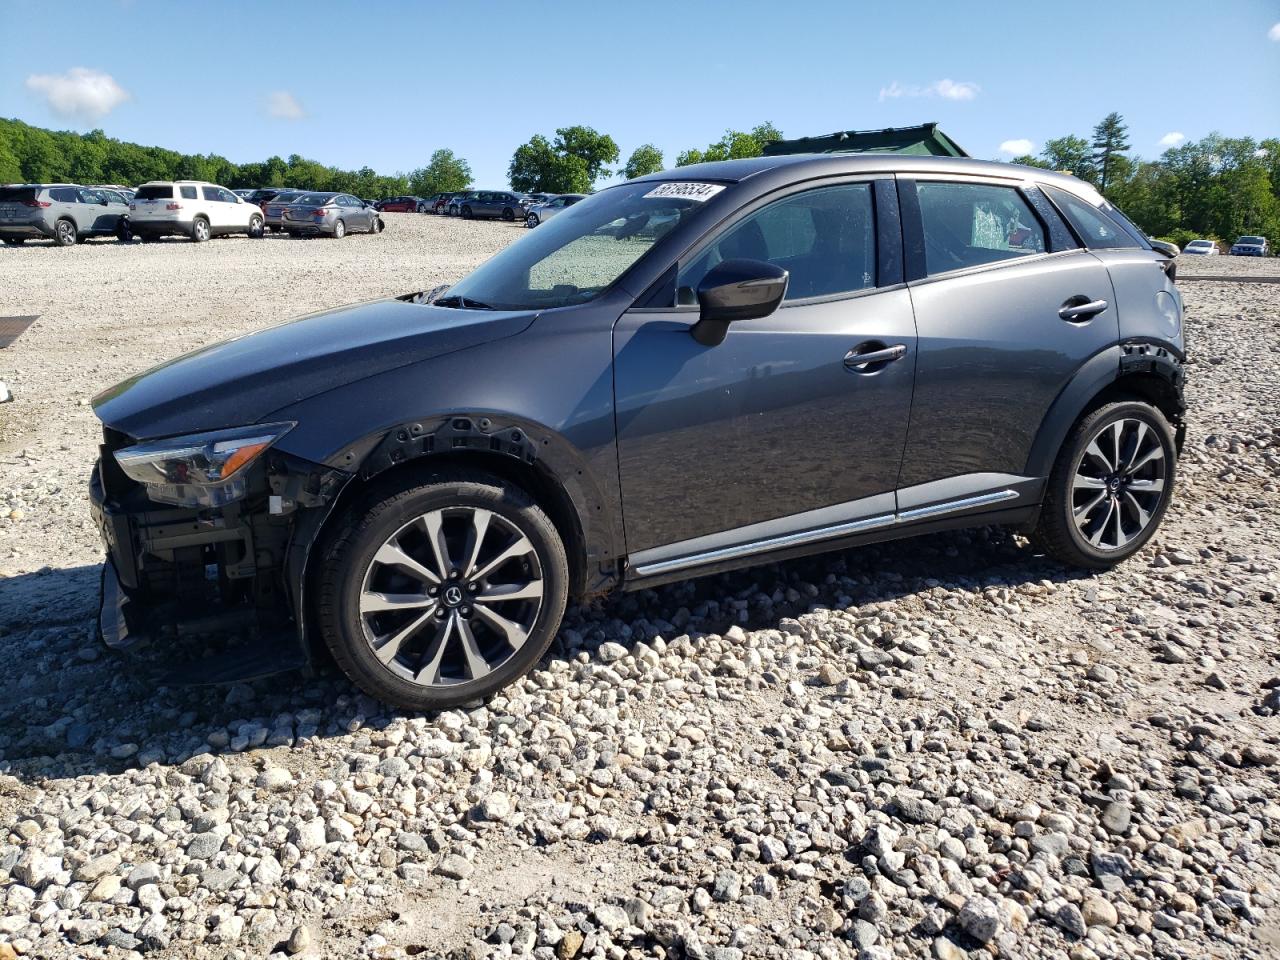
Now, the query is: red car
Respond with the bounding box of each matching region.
[377,196,429,213]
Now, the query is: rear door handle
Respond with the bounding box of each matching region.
[844,343,907,370]
[1059,297,1109,322]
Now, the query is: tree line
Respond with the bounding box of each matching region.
[0,117,473,199]
[1012,113,1279,248]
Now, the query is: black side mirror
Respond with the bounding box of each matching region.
[691,259,788,347]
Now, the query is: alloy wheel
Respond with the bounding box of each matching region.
[1071,417,1168,551]
[358,506,544,686]
[526,214,538,228]
[57,220,76,245]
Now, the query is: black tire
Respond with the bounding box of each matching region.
[461,206,473,219]
[416,203,426,213]
[3,238,26,246]
[191,217,211,243]
[54,218,77,247]
[525,213,539,229]
[370,216,383,235]
[1035,400,1177,569]
[115,219,133,242]
[248,215,264,239]
[502,207,515,222]
[333,219,346,239]
[315,469,569,711]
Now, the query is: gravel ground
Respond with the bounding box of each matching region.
[0,219,1278,960]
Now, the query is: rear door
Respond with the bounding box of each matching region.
[896,175,1116,506]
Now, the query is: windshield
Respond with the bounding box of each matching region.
[1238,236,1264,244]
[442,181,715,310]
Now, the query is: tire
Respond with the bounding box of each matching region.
[191,217,210,243]
[115,219,133,242]
[525,213,539,229]
[54,218,77,247]
[315,469,569,711]
[248,215,264,239]
[461,206,473,219]
[333,219,346,239]
[416,203,426,213]
[370,216,384,235]
[1035,400,1177,569]
[502,207,515,222]
[3,238,26,246]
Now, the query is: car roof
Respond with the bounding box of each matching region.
[629,153,1099,197]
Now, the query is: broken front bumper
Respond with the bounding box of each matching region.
[88,438,351,681]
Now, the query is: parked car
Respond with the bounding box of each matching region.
[233,189,254,199]
[89,184,135,203]
[445,191,479,216]
[1180,239,1218,256]
[89,154,1185,711]
[245,188,296,209]
[130,181,264,242]
[524,193,586,228]
[434,192,465,214]
[262,192,307,232]
[1228,235,1270,256]
[283,192,384,238]
[0,183,132,246]
[455,191,526,221]
[378,196,430,213]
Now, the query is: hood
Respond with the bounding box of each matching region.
[93,297,536,439]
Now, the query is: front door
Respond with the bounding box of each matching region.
[614,180,917,565]
[897,177,1117,497]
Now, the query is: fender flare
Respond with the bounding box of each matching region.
[1023,346,1121,480]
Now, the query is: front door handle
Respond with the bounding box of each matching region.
[1059,297,1109,322]
[844,343,907,371]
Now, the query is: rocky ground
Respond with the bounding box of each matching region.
[0,220,1278,960]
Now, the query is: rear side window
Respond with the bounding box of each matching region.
[180,186,198,200]
[1042,186,1140,250]
[136,185,174,200]
[49,187,79,203]
[678,183,876,302]
[915,182,1046,275]
[0,187,37,202]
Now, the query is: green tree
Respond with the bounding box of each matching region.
[508,129,613,193]
[622,143,664,180]
[552,125,619,183]
[1041,135,1096,182]
[1091,112,1131,195]
[675,123,784,166]
[409,148,472,196]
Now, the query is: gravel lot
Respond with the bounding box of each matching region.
[0,218,1278,960]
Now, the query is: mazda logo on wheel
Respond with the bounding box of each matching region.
[443,585,464,607]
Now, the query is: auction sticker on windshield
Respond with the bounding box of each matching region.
[642,182,726,202]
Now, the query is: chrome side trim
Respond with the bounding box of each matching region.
[630,512,896,578]
[896,488,1019,523]
[631,488,1023,578]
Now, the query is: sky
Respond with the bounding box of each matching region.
[1,0,1277,189]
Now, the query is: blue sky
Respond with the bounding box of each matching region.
[1,0,1277,188]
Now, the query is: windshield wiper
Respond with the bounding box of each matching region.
[432,294,495,310]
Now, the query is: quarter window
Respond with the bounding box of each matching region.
[677,183,876,303]
[1042,185,1140,250]
[49,187,79,202]
[916,182,1046,275]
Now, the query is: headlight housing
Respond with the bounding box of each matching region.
[113,422,294,508]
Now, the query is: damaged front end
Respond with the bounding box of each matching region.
[89,424,352,683]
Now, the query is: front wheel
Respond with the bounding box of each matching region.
[315,470,569,711]
[525,213,539,229]
[115,219,133,242]
[1035,400,1177,569]
[370,216,383,234]
[248,215,264,238]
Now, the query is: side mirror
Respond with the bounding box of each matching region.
[691,259,788,347]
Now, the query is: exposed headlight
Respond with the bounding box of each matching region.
[114,422,294,507]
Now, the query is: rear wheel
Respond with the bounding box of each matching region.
[54,218,77,246]
[1036,400,1176,569]
[191,217,210,243]
[315,470,569,711]
[502,207,515,222]
[333,219,346,239]
[461,206,473,219]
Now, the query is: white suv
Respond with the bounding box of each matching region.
[130,181,264,242]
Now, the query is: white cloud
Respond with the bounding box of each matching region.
[1268,21,1280,41]
[1158,131,1185,148]
[25,67,130,121]
[999,138,1035,156]
[879,78,980,102]
[266,90,306,120]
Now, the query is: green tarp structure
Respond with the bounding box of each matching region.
[763,123,969,158]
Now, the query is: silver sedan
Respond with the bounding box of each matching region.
[524,193,587,228]
[283,192,384,238]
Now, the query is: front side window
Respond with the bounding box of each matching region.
[916,182,1046,275]
[677,183,876,302]
[442,181,714,311]
[1042,185,1139,250]
[201,185,221,201]
[78,189,104,204]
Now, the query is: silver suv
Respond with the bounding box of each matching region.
[0,184,132,246]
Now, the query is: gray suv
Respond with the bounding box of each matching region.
[89,154,1185,712]
[0,184,132,246]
